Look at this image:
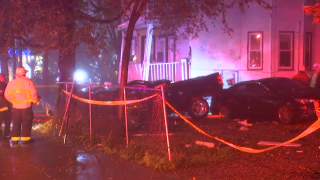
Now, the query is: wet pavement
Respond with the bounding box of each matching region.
[0,135,181,180]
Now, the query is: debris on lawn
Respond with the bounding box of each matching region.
[239,126,249,131]
[257,141,302,147]
[185,144,192,148]
[296,150,303,153]
[195,141,215,148]
[238,120,252,127]
[272,121,279,124]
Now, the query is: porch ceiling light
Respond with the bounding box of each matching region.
[256,34,261,38]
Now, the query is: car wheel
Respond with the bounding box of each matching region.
[278,106,294,124]
[188,98,209,119]
[219,106,231,119]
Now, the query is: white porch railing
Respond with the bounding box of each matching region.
[149,59,189,82]
[127,60,190,83]
[149,62,178,82]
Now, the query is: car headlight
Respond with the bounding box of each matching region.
[295,99,315,104]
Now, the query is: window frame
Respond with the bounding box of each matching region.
[247,31,263,70]
[141,35,175,64]
[304,32,312,70]
[155,37,168,63]
[278,31,295,71]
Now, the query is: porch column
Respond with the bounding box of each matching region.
[313,24,320,64]
[118,31,126,83]
[142,23,154,81]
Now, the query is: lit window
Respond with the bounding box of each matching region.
[279,32,294,70]
[247,32,263,70]
[304,32,312,70]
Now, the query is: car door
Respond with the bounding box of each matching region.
[245,83,276,118]
[226,84,252,118]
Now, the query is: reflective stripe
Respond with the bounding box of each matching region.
[0,107,8,111]
[9,89,33,104]
[21,137,31,141]
[11,137,20,141]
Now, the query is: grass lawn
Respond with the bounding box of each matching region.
[36,116,320,180]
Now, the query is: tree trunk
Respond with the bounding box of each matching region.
[55,0,77,114]
[18,47,23,67]
[119,2,145,87]
[0,56,9,80]
[12,40,17,78]
[118,2,145,119]
[42,50,49,85]
[12,49,16,77]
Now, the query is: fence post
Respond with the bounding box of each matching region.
[124,88,129,147]
[89,85,92,140]
[161,86,171,161]
[59,80,75,145]
[65,84,68,105]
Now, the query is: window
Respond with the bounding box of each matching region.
[246,84,268,95]
[279,32,294,70]
[247,32,263,70]
[304,32,312,70]
[229,84,247,92]
[141,35,175,63]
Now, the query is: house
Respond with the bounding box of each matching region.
[118,0,320,88]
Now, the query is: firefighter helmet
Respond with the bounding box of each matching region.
[299,64,306,71]
[15,67,28,76]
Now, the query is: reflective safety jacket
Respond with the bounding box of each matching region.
[4,76,38,109]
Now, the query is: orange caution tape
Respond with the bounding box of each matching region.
[62,90,158,106]
[165,101,320,153]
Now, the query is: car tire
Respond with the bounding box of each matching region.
[188,97,209,120]
[278,106,294,124]
[219,106,231,119]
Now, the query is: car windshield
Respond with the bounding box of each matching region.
[261,79,309,92]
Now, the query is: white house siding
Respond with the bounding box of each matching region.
[188,0,320,85]
[118,0,320,84]
[313,25,320,65]
[272,0,305,78]
[189,2,272,85]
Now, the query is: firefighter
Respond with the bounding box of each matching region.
[292,65,311,86]
[4,67,39,144]
[0,74,11,139]
[310,63,320,89]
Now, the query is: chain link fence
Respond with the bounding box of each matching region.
[54,83,171,161]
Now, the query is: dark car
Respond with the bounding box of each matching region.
[82,72,223,121]
[167,72,223,119]
[211,77,320,124]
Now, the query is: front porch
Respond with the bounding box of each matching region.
[118,23,191,83]
[127,59,190,82]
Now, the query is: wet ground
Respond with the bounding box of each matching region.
[0,134,181,180]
